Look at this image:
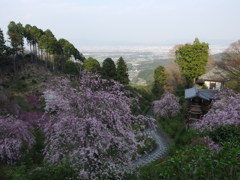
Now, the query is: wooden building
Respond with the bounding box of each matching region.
[198,66,229,90]
[185,86,217,126]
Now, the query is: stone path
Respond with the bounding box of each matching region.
[126,107,171,171]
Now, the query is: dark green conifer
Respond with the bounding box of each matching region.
[101,58,117,80]
[152,66,167,97]
[0,28,5,56]
[116,57,129,84]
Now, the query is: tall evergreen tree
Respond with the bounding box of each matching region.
[0,28,5,56]
[175,38,209,86]
[152,66,167,97]
[101,58,117,80]
[116,57,129,84]
[8,21,24,54]
[8,21,25,74]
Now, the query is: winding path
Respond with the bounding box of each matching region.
[127,107,171,171]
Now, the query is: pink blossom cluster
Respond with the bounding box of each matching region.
[19,111,45,127]
[193,90,240,132]
[42,71,152,179]
[153,92,181,119]
[0,115,35,164]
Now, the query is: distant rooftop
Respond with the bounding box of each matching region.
[199,66,229,82]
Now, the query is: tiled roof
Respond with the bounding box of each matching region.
[185,85,217,100]
[199,66,229,82]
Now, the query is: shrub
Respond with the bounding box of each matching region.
[14,81,28,92]
[127,144,240,180]
[209,125,240,146]
[63,60,80,75]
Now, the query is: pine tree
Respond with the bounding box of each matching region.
[152,66,167,97]
[8,21,25,54]
[0,28,5,56]
[116,57,129,84]
[101,58,117,80]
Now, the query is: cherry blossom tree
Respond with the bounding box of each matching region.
[42,71,153,179]
[0,115,35,164]
[192,89,240,132]
[153,92,181,119]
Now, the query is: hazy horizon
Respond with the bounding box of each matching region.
[1,0,239,47]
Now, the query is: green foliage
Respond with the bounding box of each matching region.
[225,80,240,92]
[128,85,155,115]
[202,84,208,89]
[63,60,80,75]
[12,95,30,111]
[83,57,101,73]
[38,30,58,55]
[14,81,29,92]
[127,144,240,180]
[101,58,117,80]
[159,114,195,152]
[137,137,156,155]
[0,28,6,56]
[157,101,198,155]
[28,163,78,180]
[72,48,85,61]
[57,38,84,61]
[21,130,45,166]
[175,38,209,84]
[152,66,167,98]
[209,125,240,146]
[8,21,25,53]
[58,38,74,58]
[0,162,78,180]
[116,57,129,84]
[175,85,186,104]
[137,69,154,84]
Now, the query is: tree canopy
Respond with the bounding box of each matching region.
[83,57,101,73]
[7,21,25,54]
[101,58,117,80]
[116,57,129,84]
[221,40,240,83]
[152,66,167,97]
[0,28,5,56]
[175,38,209,84]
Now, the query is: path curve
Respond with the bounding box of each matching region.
[127,106,171,171]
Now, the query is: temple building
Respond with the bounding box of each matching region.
[185,86,217,126]
[198,66,229,90]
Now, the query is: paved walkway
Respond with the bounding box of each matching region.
[127,107,171,171]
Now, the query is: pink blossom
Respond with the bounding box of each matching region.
[0,115,35,164]
[192,90,240,132]
[42,71,154,179]
[153,92,181,119]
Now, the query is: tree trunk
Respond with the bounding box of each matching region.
[53,54,55,72]
[13,53,16,76]
[45,53,48,70]
[30,44,33,62]
[35,44,38,62]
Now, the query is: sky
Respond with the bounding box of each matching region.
[0,0,239,47]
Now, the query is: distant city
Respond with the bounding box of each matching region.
[80,45,227,85]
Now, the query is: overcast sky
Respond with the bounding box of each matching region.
[0,0,239,47]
